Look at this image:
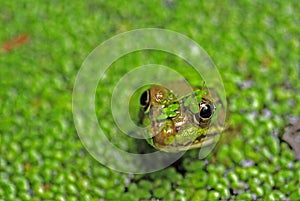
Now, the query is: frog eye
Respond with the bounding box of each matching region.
[140,89,150,109]
[193,103,214,124]
[199,103,213,119]
[192,103,215,127]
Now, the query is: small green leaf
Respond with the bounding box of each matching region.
[168,103,179,111]
[162,107,169,113]
[195,89,207,103]
[196,95,202,103]
[157,114,168,120]
[194,89,201,95]
[167,111,177,117]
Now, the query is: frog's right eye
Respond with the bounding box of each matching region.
[140,90,150,109]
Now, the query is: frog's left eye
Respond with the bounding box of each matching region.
[200,103,213,119]
[193,103,214,124]
[140,89,150,109]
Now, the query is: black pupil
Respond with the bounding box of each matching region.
[200,104,212,118]
[140,90,149,107]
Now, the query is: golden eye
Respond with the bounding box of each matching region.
[140,89,150,109]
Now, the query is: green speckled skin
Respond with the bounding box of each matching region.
[139,84,220,152]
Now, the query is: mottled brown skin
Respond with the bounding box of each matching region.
[139,84,218,152]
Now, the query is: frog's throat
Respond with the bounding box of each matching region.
[152,123,223,152]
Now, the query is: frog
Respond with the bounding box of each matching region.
[138,83,222,152]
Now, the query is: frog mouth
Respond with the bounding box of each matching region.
[185,131,221,151]
[190,133,218,148]
[157,133,220,152]
[153,123,224,152]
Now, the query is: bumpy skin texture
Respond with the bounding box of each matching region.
[139,84,219,152]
